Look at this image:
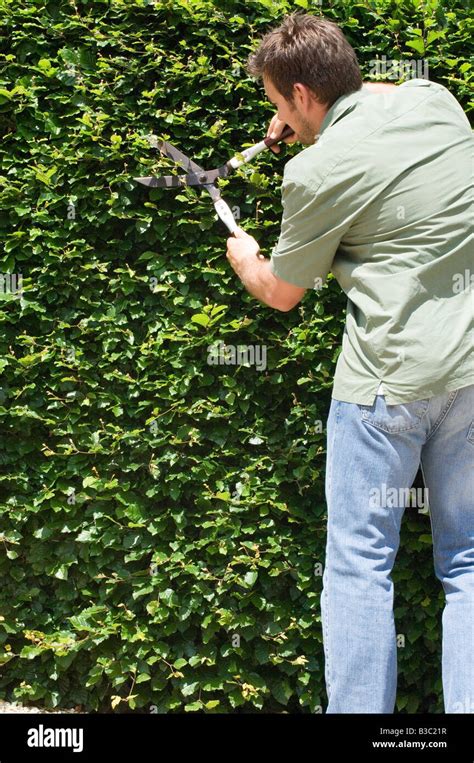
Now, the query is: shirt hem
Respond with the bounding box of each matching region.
[331,372,474,406]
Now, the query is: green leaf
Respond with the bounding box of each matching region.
[242,571,258,588]
[82,476,100,488]
[191,313,210,327]
[405,38,425,55]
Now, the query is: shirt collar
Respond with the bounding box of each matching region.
[317,87,370,138]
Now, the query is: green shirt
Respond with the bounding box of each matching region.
[270,79,474,405]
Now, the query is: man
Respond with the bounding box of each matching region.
[226,12,473,713]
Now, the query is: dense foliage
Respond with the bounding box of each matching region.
[0,0,471,712]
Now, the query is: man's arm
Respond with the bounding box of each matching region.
[226,227,306,312]
[362,81,398,93]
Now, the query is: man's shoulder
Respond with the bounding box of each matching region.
[282,78,470,191]
[282,146,325,190]
[281,132,361,195]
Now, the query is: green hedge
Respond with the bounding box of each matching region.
[0,0,471,712]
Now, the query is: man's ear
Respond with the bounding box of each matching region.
[293,82,309,108]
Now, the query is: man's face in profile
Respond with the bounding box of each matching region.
[263,74,318,145]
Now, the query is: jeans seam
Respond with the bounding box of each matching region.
[467,420,474,444]
[424,389,459,444]
[419,458,439,574]
[323,401,340,699]
[323,575,331,698]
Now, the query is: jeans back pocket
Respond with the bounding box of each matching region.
[359,395,430,434]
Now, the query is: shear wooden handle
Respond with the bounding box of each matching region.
[263,124,295,148]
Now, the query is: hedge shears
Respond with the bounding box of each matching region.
[134,125,294,235]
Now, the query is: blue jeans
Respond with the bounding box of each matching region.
[321,384,474,713]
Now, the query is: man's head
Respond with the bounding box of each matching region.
[247,13,362,144]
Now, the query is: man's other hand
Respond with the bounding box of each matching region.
[266,115,298,154]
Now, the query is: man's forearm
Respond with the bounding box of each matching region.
[226,228,305,313]
[362,81,398,93]
[234,255,282,309]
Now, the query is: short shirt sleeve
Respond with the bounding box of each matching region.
[269,168,353,289]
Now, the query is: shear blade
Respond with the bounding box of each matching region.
[134,175,188,188]
[134,167,227,188]
[158,140,205,175]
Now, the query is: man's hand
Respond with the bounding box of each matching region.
[266,114,298,154]
[226,226,264,278]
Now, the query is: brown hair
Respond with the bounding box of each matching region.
[246,12,362,107]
